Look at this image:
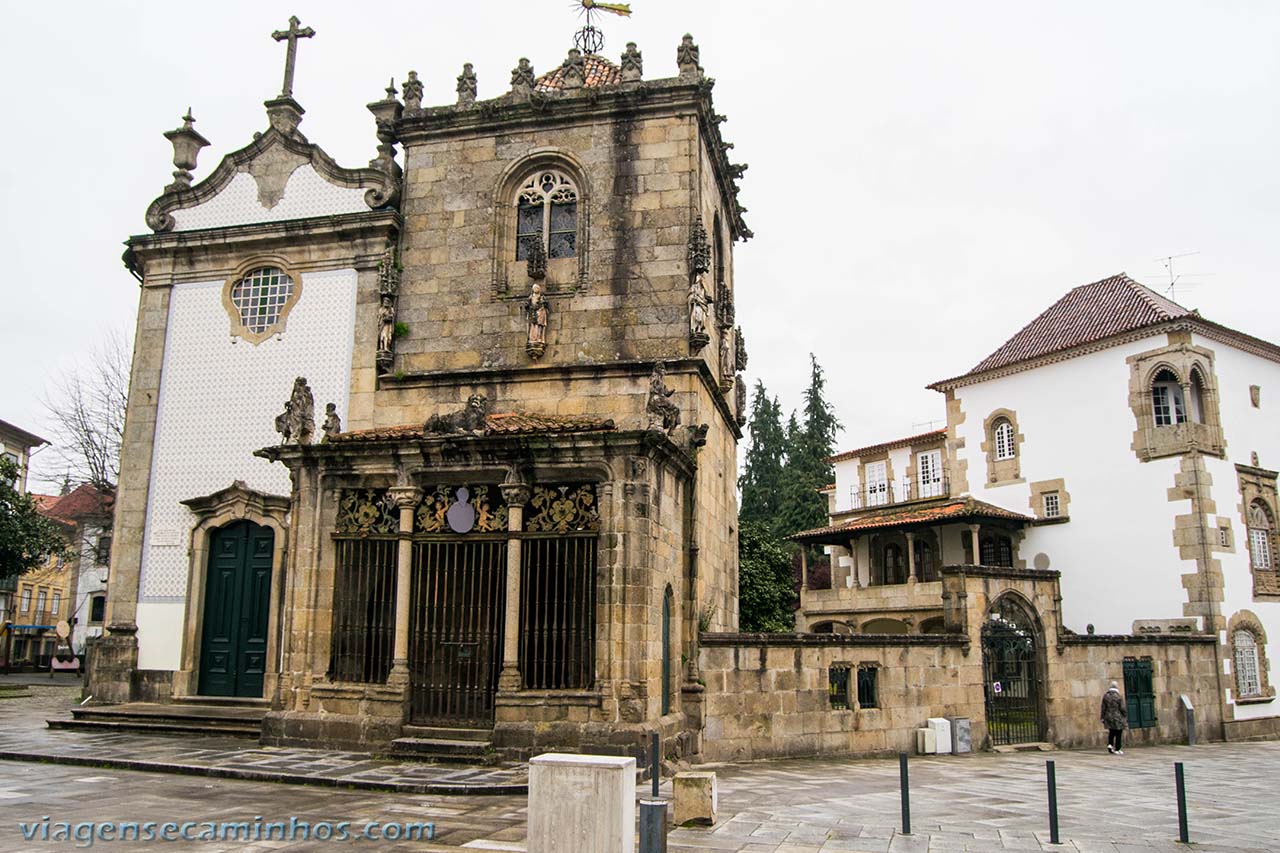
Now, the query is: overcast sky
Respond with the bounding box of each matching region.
[2,2,1278,491]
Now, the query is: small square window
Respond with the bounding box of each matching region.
[95,535,112,566]
[1043,492,1060,519]
[1219,526,1231,547]
[857,666,878,709]
[828,665,851,710]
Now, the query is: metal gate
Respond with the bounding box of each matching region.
[982,597,1042,746]
[519,535,596,690]
[408,538,506,727]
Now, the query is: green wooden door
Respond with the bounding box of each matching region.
[199,521,273,697]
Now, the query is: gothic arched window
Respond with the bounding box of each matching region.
[516,170,578,261]
[1151,368,1187,427]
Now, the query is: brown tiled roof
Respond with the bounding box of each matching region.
[328,412,616,443]
[931,274,1192,388]
[790,497,1032,542]
[34,484,114,523]
[828,429,946,464]
[535,54,622,92]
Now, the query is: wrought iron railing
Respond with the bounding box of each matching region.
[845,476,950,512]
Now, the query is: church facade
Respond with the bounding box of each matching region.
[93,20,749,758]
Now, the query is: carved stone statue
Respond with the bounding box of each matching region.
[377,295,396,354]
[321,403,341,441]
[735,374,747,427]
[735,325,749,371]
[425,394,491,434]
[275,377,315,445]
[456,63,477,106]
[677,34,702,79]
[688,273,711,352]
[511,58,535,101]
[719,326,735,392]
[402,70,423,112]
[646,362,681,434]
[620,42,643,83]
[525,282,549,359]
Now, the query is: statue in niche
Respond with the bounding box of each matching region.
[688,273,710,352]
[425,394,491,434]
[646,362,681,435]
[377,294,397,354]
[275,377,315,445]
[719,326,735,391]
[524,282,549,359]
[321,403,341,442]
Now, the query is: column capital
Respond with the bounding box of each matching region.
[500,482,531,507]
[904,531,916,542]
[387,486,423,509]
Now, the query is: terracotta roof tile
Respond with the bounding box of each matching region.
[790,497,1032,541]
[328,412,616,443]
[33,484,114,524]
[535,54,622,92]
[829,429,946,464]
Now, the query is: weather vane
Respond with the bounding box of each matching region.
[574,0,631,55]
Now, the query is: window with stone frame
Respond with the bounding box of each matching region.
[222,261,301,344]
[1043,492,1061,519]
[1248,500,1274,572]
[1233,629,1263,699]
[828,664,852,710]
[1127,342,1225,461]
[980,535,1014,568]
[89,594,106,625]
[35,590,46,615]
[1151,369,1187,426]
[515,170,578,261]
[856,665,879,709]
[1238,464,1280,599]
[982,409,1023,484]
[994,419,1016,460]
[19,588,30,613]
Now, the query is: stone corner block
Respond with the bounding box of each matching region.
[673,770,718,827]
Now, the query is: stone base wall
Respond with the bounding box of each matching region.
[1223,714,1280,742]
[86,632,174,704]
[260,710,403,752]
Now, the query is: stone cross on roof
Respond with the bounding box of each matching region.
[272,15,315,99]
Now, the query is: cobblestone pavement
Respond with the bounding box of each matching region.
[0,686,527,795]
[2,686,1277,851]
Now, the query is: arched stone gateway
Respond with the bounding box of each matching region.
[981,595,1044,746]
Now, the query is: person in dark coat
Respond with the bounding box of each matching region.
[1100,680,1128,754]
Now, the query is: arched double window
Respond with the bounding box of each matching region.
[1248,500,1275,572]
[1151,368,1187,426]
[993,419,1016,461]
[515,170,578,260]
[1233,629,1263,698]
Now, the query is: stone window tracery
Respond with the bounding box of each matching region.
[515,171,578,261]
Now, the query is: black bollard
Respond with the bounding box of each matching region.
[898,752,911,835]
[1175,762,1189,843]
[1046,760,1060,845]
[639,798,668,853]
[650,732,660,798]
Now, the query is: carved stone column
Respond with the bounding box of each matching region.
[498,482,531,692]
[968,524,982,566]
[905,531,917,584]
[387,486,422,687]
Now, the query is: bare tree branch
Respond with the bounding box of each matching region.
[41,329,130,490]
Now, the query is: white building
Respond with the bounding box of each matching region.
[798,273,1278,739]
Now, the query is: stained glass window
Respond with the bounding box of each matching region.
[515,170,578,261]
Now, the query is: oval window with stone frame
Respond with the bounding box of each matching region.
[515,171,578,261]
[225,265,300,344]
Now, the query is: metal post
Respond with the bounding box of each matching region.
[1175,762,1189,844]
[1046,760,1060,845]
[651,732,660,798]
[898,752,911,835]
[638,798,668,853]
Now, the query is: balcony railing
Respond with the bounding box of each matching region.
[844,476,950,512]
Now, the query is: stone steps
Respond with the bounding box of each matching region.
[47,701,267,739]
[390,729,495,764]
[47,717,263,738]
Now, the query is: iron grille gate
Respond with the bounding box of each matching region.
[520,535,597,690]
[981,599,1042,746]
[408,538,506,727]
[329,538,397,684]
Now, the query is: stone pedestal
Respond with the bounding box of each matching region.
[529,753,636,853]
[949,716,972,753]
[87,625,140,704]
[673,771,718,826]
[927,717,953,754]
[916,727,937,754]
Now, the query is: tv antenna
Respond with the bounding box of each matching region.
[573,0,632,55]
[1156,251,1199,303]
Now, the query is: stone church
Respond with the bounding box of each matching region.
[92,17,749,758]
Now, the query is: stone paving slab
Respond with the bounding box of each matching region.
[0,686,527,796]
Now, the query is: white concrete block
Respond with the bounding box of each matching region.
[528,753,636,853]
[916,727,937,754]
[927,717,953,754]
[673,771,718,826]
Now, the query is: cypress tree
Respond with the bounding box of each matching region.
[738,381,786,527]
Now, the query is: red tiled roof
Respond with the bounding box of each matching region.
[535,54,622,92]
[931,273,1192,389]
[790,497,1032,541]
[828,429,946,464]
[329,412,616,443]
[34,484,114,524]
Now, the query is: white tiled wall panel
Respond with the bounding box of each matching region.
[170,166,369,231]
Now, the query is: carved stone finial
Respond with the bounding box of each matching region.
[525,228,547,281]
[562,48,587,90]
[162,109,210,192]
[716,278,735,329]
[274,377,315,445]
[735,374,747,426]
[621,42,643,82]
[367,83,403,181]
[385,77,398,100]
[321,403,342,442]
[456,62,477,106]
[687,215,711,276]
[734,325,748,371]
[511,58,536,102]
[378,246,400,298]
[646,362,682,435]
[424,394,491,434]
[688,274,711,354]
[677,34,703,80]
[524,281,549,360]
[402,71,424,112]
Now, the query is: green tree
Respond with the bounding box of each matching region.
[738,381,786,528]
[775,354,842,538]
[737,521,797,632]
[0,457,69,580]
